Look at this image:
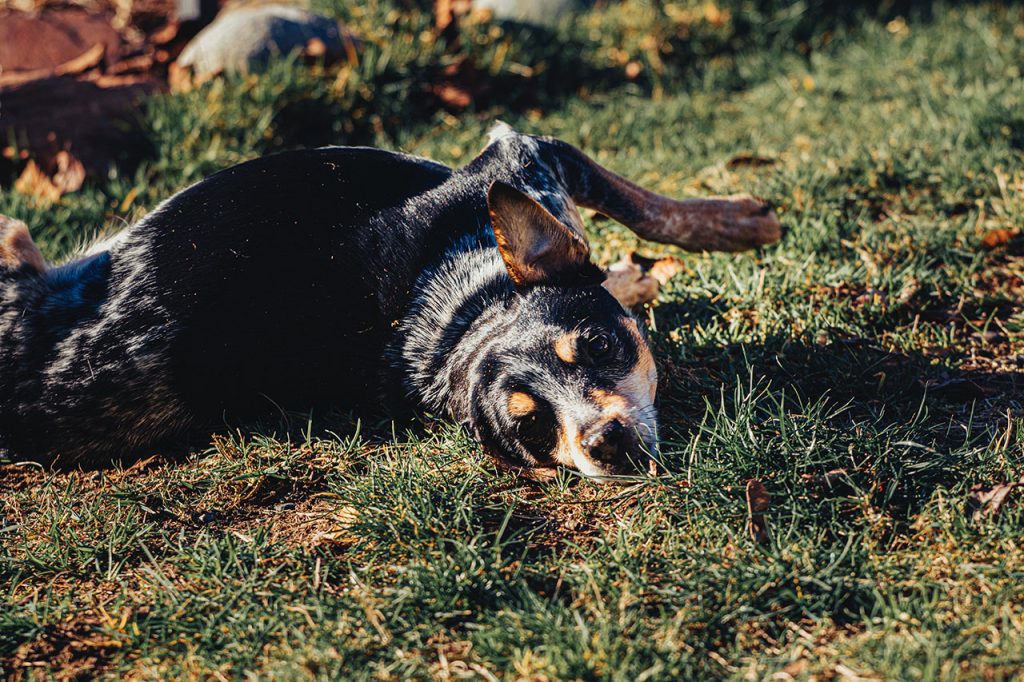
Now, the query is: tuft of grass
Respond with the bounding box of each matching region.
[2,1,1024,679]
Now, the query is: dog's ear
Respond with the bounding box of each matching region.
[0,216,45,275]
[487,181,602,287]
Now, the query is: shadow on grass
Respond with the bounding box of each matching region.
[652,293,1023,517]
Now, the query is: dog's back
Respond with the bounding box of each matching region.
[0,147,452,462]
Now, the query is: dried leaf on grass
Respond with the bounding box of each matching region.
[981,228,1019,250]
[746,478,771,545]
[603,252,685,308]
[726,154,777,168]
[55,42,106,76]
[434,0,473,30]
[428,57,481,110]
[1,7,166,175]
[269,500,362,549]
[801,468,852,497]
[432,82,474,109]
[967,474,1024,522]
[14,151,86,204]
[14,161,62,205]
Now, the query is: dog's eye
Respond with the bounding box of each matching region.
[584,332,615,363]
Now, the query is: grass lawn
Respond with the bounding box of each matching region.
[2,1,1024,679]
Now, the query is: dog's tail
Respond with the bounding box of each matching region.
[0,216,46,276]
[488,122,781,253]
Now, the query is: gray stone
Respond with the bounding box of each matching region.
[475,0,594,27]
[177,4,346,77]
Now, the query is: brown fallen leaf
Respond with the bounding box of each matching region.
[108,54,155,76]
[14,160,61,205]
[2,42,109,88]
[726,154,777,168]
[14,150,86,204]
[603,252,685,308]
[431,82,473,110]
[51,150,86,193]
[967,475,1023,523]
[168,59,223,92]
[54,42,106,77]
[746,478,771,545]
[801,468,852,497]
[782,659,809,678]
[981,228,1018,250]
[629,252,687,285]
[296,504,362,548]
[435,0,454,29]
[434,0,473,30]
[167,61,193,92]
[0,7,122,76]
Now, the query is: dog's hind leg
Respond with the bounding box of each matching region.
[524,133,782,253]
[0,216,46,275]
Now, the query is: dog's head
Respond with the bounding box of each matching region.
[467,182,659,479]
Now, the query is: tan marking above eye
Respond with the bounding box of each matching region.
[507,391,538,418]
[553,332,577,364]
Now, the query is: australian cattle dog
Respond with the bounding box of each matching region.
[0,124,780,478]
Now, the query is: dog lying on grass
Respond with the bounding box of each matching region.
[0,124,779,478]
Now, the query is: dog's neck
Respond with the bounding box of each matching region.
[389,233,515,423]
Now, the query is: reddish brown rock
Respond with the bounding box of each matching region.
[0,8,122,75]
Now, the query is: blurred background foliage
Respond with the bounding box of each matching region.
[7,0,1021,258]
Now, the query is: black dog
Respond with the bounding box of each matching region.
[0,125,779,477]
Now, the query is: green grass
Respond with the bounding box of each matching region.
[2,1,1024,679]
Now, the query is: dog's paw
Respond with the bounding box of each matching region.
[696,194,782,252]
[0,216,46,274]
[689,194,781,252]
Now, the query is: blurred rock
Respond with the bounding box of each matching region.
[474,0,593,27]
[174,5,349,82]
[0,7,123,76]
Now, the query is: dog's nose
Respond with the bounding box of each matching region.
[581,419,628,464]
